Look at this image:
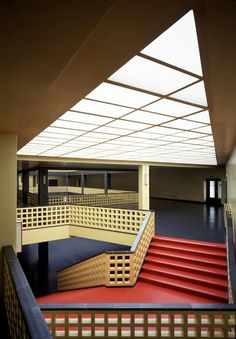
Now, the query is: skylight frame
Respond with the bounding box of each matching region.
[17,9,217,166]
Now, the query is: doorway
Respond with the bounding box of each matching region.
[206,179,222,205]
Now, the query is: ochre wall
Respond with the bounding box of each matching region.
[0,134,17,295]
[111,173,138,192]
[227,147,236,243]
[150,166,225,202]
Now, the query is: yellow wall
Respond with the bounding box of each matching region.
[69,225,135,246]
[22,226,70,245]
[150,166,225,202]
[111,172,138,191]
[0,134,17,295]
[227,147,236,243]
[22,225,135,246]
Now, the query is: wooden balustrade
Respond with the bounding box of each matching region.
[41,307,235,338]
[57,211,154,290]
[48,191,138,209]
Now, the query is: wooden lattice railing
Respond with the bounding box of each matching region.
[48,191,138,208]
[3,246,51,339]
[17,205,70,229]
[57,211,154,290]
[40,307,235,338]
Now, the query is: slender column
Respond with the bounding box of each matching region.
[22,171,29,205]
[38,242,49,295]
[138,164,150,210]
[104,171,108,194]
[38,168,48,206]
[81,172,84,194]
[0,134,17,295]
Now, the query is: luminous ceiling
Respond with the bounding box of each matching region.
[18,11,216,165]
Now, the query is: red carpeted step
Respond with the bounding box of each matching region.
[147,248,227,268]
[145,256,227,279]
[152,235,226,251]
[139,272,228,303]
[149,242,226,259]
[142,263,227,290]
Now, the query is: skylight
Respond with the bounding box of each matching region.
[18,10,216,165]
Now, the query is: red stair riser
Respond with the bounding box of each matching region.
[139,275,227,303]
[141,265,227,291]
[147,249,227,268]
[152,236,226,251]
[149,243,226,259]
[145,257,227,279]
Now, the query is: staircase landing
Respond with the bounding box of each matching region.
[37,235,228,305]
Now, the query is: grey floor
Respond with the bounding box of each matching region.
[151,198,225,243]
[1,199,226,338]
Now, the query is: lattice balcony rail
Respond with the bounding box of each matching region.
[40,307,236,338]
[57,210,154,290]
[48,191,138,208]
[3,246,51,339]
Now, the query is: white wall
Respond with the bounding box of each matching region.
[150,166,225,202]
[226,147,236,243]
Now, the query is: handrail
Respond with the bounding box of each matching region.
[130,211,152,252]
[224,204,236,304]
[57,210,154,289]
[57,211,152,273]
[3,246,51,339]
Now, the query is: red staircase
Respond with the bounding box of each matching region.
[139,235,228,303]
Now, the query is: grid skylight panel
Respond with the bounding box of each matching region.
[185,110,210,124]
[60,111,112,125]
[106,119,151,131]
[170,81,207,106]
[17,9,217,166]
[71,99,133,118]
[86,82,158,108]
[144,98,201,117]
[52,120,98,131]
[141,10,203,76]
[123,110,173,125]
[162,119,206,130]
[108,55,198,95]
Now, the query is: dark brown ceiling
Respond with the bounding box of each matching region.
[1,0,236,167]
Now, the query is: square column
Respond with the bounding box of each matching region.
[22,171,29,205]
[0,134,17,295]
[38,168,48,206]
[138,164,150,210]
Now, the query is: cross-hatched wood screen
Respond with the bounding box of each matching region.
[41,309,236,338]
[48,192,138,208]
[57,253,108,291]
[133,212,155,283]
[69,205,146,234]
[108,253,134,286]
[3,257,30,339]
[17,205,70,229]
[48,195,66,205]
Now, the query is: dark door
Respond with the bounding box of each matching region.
[206,179,222,205]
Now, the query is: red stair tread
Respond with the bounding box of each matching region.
[145,256,227,278]
[139,272,228,302]
[148,248,227,267]
[150,242,226,258]
[153,235,226,250]
[142,263,227,289]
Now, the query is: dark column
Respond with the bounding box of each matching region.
[104,171,108,194]
[81,172,84,195]
[38,168,48,206]
[38,242,49,296]
[22,171,29,205]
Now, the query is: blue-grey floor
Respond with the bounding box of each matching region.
[18,199,226,298]
[150,198,225,243]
